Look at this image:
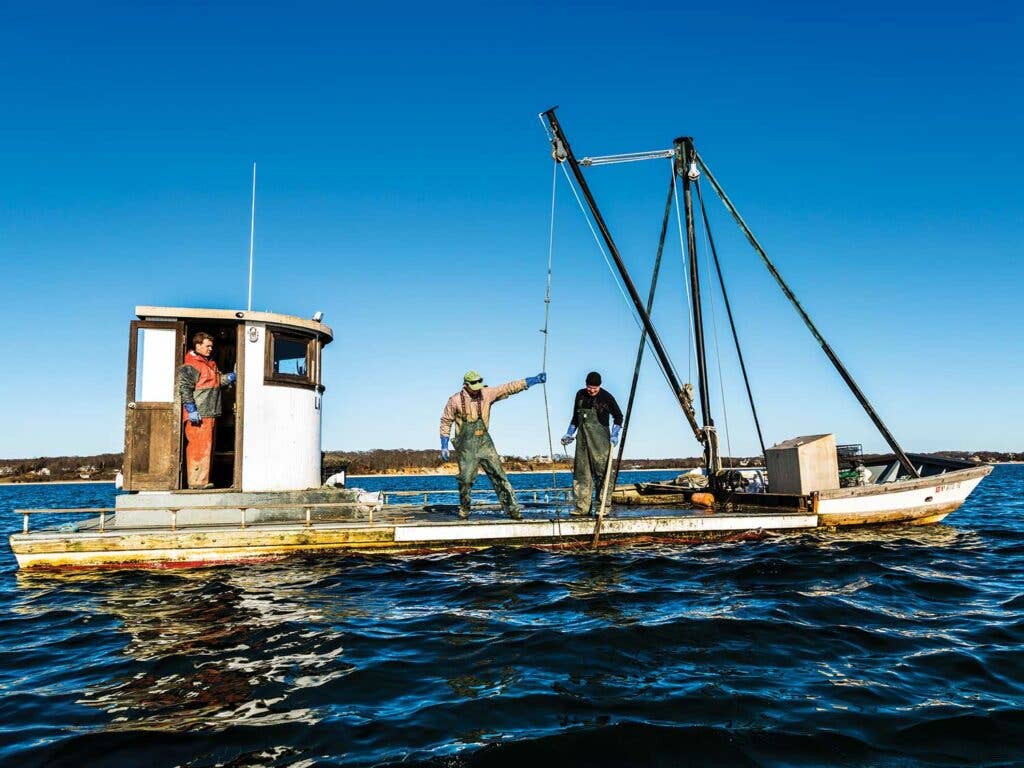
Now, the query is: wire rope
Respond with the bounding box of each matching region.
[673,176,697,384]
[697,189,733,468]
[541,161,559,496]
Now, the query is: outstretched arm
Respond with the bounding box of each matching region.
[439,397,457,438]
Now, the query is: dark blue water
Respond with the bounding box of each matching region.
[2,467,1022,767]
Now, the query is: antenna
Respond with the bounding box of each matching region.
[247,162,256,311]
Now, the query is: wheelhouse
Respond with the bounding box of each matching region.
[123,306,333,493]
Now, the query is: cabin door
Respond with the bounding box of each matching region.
[123,320,185,491]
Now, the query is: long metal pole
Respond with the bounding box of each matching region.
[678,139,713,428]
[543,108,702,441]
[678,138,720,473]
[247,162,256,311]
[696,152,919,478]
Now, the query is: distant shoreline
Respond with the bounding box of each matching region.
[0,479,114,486]
[0,462,1018,489]
[346,467,692,479]
[0,467,689,488]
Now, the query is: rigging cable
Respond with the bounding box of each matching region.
[695,179,767,458]
[537,113,689,436]
[580,149,675,167]
[558,161,685,401]
[672,176,697,384]
[540,160,559,498]
[695,181,734,468]
[612,162,677,489]
[697,149,922,474]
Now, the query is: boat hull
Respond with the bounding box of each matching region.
[814,464,991,527]
[9,511,818,570]
[8,466,993,569]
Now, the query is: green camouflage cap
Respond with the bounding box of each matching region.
[463,370,485,391]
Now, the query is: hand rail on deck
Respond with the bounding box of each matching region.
[14,486,574,535]
[378,486,571,505]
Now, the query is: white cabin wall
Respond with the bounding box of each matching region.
[241,323,323,491]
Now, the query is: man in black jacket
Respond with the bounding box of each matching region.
[561,371,623,516]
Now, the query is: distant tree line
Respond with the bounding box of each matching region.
[0,453,121,483]
[1,449,1020,483]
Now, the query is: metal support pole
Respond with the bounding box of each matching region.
[543,108,703,443]
[677,138,721,474]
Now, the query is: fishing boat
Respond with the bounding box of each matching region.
[7,111,991,569]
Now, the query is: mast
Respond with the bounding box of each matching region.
[542,108,704,444]
[676,137,720,473]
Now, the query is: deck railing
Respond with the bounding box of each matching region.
[14,486,573,535]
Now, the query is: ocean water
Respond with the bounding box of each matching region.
[1,467,1022,767]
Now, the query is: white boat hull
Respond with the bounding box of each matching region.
[815,465,991,527]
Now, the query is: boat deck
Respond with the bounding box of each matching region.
[10,503,818,569]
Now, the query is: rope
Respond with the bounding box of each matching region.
[541,161,558,496]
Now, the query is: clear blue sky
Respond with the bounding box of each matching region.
[1,1,1020,459]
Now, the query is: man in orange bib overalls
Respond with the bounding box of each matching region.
[178,332,236,489]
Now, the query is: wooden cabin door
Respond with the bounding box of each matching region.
[123,320,185,491]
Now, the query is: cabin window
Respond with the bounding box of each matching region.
[265,328,316,388]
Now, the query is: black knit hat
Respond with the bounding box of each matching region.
[585,371,602,386]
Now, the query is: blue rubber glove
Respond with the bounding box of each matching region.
[525,372,547,388]
[560,424,577,447]
[226,372,237,384]
[184,402,202,426]
[611,424,622,447]
[440,436,450,462]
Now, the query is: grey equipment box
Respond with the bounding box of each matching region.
[765,434,840,495]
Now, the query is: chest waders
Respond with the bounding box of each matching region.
[454,393,522,520]
[572,406,612,516]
